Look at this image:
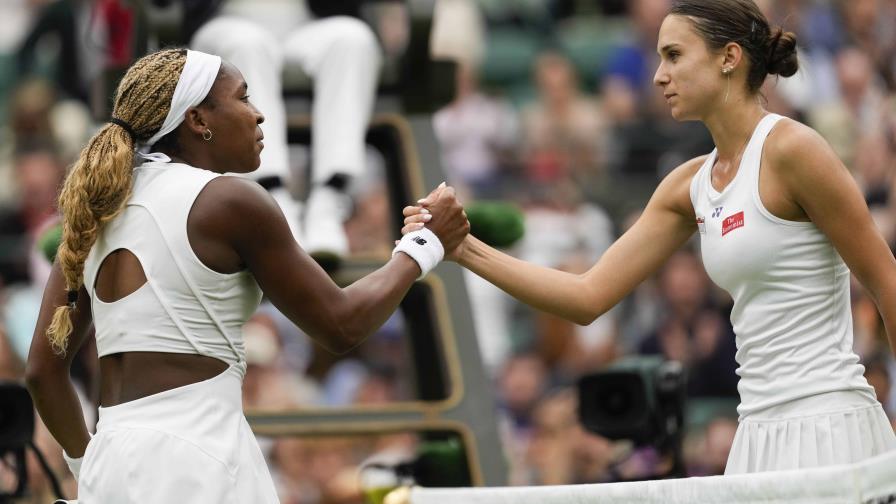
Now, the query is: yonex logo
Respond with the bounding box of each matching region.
[712,207,723,218]
[413,237,427,246]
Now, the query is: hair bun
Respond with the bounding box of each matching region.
[767,27,799,77]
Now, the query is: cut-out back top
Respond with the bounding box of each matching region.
[83,161,262,375]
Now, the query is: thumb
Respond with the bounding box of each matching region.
[418,182,447,206]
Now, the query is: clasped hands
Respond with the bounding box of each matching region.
[401,182,470,261]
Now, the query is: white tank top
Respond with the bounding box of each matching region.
[689,113,875,417]
[83,161,262,375]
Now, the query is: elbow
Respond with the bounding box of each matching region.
[324,325,366,355]
[571,283,605,326]
[25,353,68,395]
[572,311,600,327]
[571,303,605,327]
[24,361,49,395]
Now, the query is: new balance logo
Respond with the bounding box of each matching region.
[712,207,723,218]
[413,237,427,246]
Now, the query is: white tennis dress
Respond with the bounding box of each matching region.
[76,159,279,502]
[690,113,896,474]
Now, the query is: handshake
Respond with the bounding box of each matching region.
[393,183,524,277]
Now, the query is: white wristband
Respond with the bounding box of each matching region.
[393,227,444,279]
[63,434,91,480]
[63,450,83,480]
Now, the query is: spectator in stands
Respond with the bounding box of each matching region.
[601,0,713,180]
[513,179,617,377]
[863,350,896,425]
[521,51,607,186]
[434,62,519,201]
[242,312,320,410]
[687,416,738,476]
[524,388,617,485]
[809,47,890,168]
[637,249,739,398]
[0,146,64,287]
[835,0,896,88]
[497,352,548,445]
[17,0,144,113]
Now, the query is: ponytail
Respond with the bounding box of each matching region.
[46,48,187,353]
[46,124,136,353]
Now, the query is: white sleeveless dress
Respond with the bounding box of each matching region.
[689,114,896,474]
[75,160,279,502]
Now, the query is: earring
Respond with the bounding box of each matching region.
[723,68,732,103]
[203,129,213,141]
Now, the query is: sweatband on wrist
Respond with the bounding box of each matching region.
[63,433,92,480]
[393,227,444,279]
[63,450,83,479]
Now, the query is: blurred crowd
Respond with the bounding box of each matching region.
[0,0,895,502]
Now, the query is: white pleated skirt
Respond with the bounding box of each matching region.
[76,364,279,503]
[725,390,896,474]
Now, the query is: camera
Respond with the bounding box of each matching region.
[0,381,35,498]
[577,356,687,477]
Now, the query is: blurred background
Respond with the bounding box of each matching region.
[0,0,895,502]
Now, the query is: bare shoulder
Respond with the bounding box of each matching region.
[652,154,709,216]
[668,154,708,183]
[764,117,834,172]
[190,175,285,240]
[195,175,280,218]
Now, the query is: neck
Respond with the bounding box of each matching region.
[702,96,767,161]
[158,146,223,174]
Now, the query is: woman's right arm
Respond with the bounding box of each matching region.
[25,262,94,459]
[415,158,703,325]
[204,177,468,354]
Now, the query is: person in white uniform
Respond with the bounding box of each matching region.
[24,48,467,502]
[186,0,383,259]
[403,0,896,474]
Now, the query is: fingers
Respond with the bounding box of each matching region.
[404,213,432,226]
[401,222,426,235]
[397,183,466,247]
[403,205,430,217]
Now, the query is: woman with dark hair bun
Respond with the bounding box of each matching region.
[404,0,896,474]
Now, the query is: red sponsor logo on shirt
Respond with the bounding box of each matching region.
[722,211,744,236]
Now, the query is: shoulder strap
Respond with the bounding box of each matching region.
[742,113,784,183]
[129,167,246,368]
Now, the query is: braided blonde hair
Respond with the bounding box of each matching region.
[47,49,187,354]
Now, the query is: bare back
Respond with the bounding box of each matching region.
[95,174,246,406]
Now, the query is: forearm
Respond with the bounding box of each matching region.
[26,264,94,457]
[458,236,600,325]
[27,371,91,457]
[333,254,421,350]
[871,285,896,357]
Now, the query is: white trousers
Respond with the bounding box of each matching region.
[191,15,382,184]
[726,389,896,474]
[76,365,279,503]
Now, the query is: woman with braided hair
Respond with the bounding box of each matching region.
[404,0,896,473]
[25,48,467,501]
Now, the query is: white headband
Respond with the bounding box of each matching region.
[144,49,222,146]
